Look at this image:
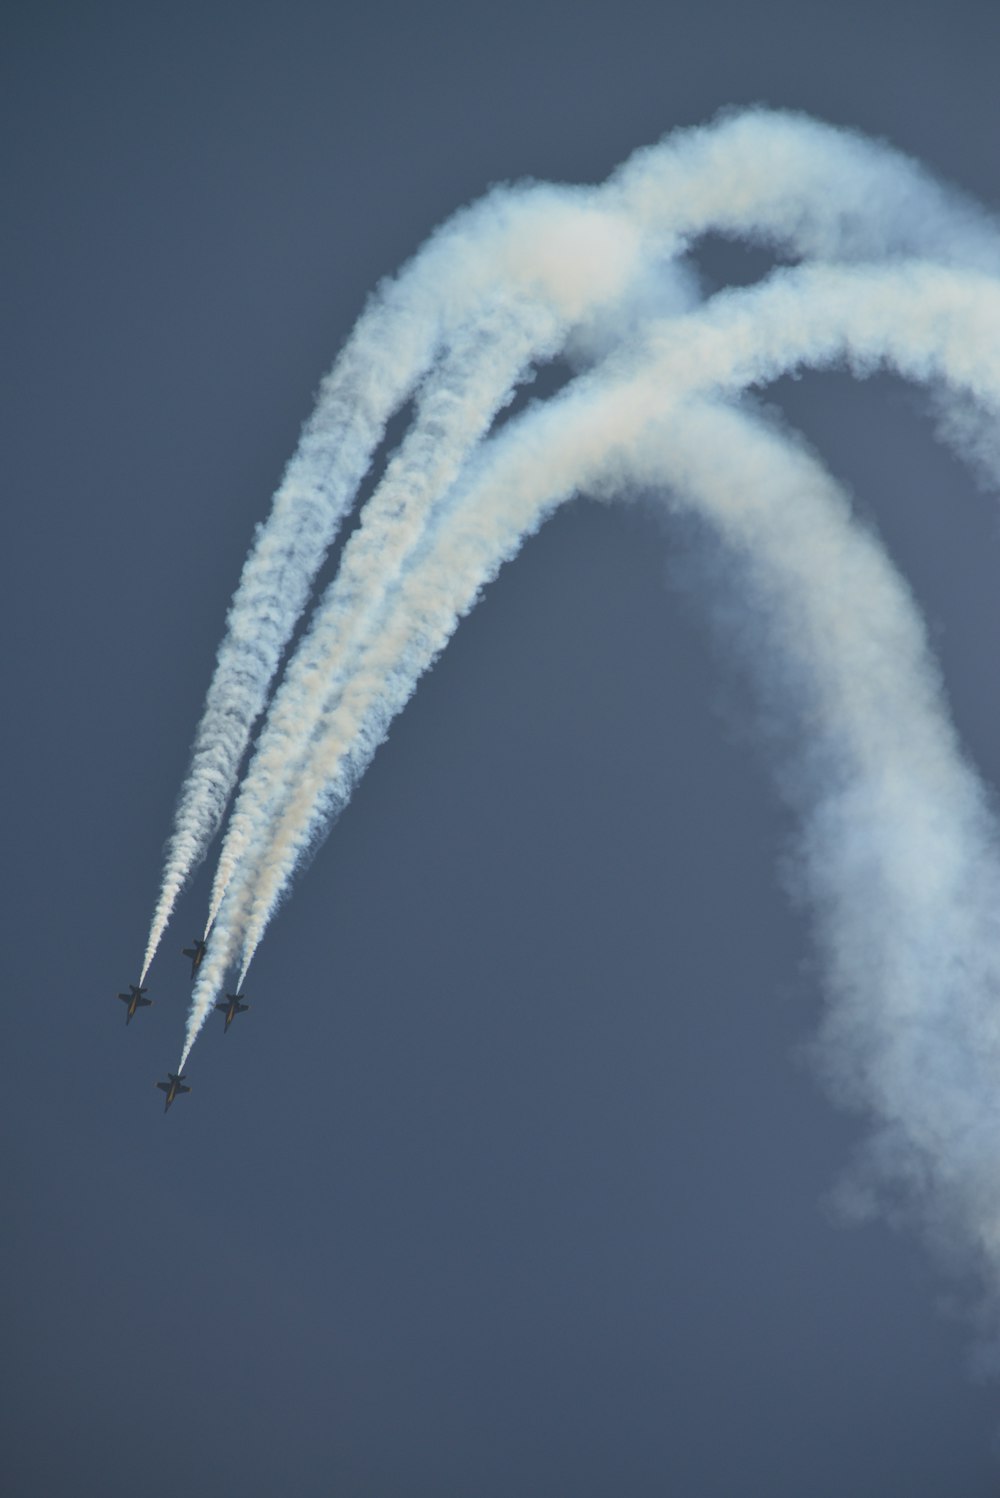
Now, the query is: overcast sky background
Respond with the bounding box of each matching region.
[5,2,1000,1494]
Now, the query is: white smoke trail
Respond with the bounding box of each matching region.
[633,405,1000,1288]
[146,108,1000,983]
[226,258,1000,974]
[607,106,1000,272]
[195,121,1000,952]
[174,255,1000,1072]
[138,287,436,982]
[140,189,644,981]
[179,924,238,1069]
[202,295,566,936]
[181,384,1000,1297]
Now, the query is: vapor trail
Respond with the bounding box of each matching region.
[214,398,1000,1291]
[145,108,999,982]
[139,191,645,982]
[227,258,1000,975]
[137,287,435,982]
[631,405,1000,1288]
[607,107,1000,272]
[182,377,1000,1297]
[196,119,1000,959]
[173,256,1000,1072]
[202,296,566,936]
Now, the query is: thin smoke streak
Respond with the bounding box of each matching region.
[203,296,565,936]
[141,193,645,980]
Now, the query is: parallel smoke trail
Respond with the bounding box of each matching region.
[183,386,1000,1296]
[147,107,1000,982]
[141,189,645,981]
[202,296,566,935]
[197,118,1000,967]
[177,256,1000,1068]
[138,286,435,982]
[229,259,1000,974]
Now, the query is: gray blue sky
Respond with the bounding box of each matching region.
[5,2,1000,1493]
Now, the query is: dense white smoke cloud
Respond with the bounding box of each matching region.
[203,259,1000,999]
[142,107,1000,983]
[176,257,1000,1090]
[151,113,1000,1299]
[139,192,646,981]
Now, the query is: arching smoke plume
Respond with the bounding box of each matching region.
[149,113,1000,1301]
[204,258,1000,1005]
[142,106,1000,982]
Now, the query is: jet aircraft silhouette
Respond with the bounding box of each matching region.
[156,1072,191,1112]
[117,983,152,1025]
[182,938,207,979]
[216,992,249,1032]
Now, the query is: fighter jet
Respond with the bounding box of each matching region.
[216,992,249,1032]
[117,983,152,1025]
[182,938,207,980]
[156,1072,191,1112]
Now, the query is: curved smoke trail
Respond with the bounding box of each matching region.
[202,295,566,937]
[163,116,1000,1295]
[140,190,644,980]
[225,258,1000,977]
[177,255,1000,1069]
[143,107,999,981]
[179,373,1000,1302]
[635,406,1000,1288]
[187,395,1000,1299]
